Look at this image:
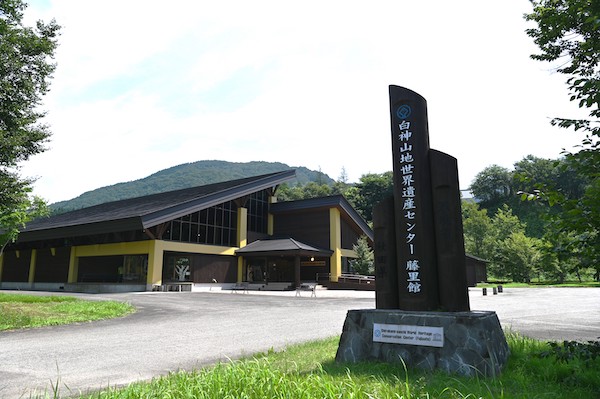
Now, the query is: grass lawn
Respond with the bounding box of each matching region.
[70,333,600,399]
[0,292,134,331]
[478,281,600,288]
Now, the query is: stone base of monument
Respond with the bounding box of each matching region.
[335,309,510,377]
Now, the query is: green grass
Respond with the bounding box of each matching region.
[478,281,600,288]
[0,293,134,331]
[62,333,599,399]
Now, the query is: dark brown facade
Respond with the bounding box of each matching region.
[273,209,330,248]
[465,255,488,286]
[34,247,71,283]
[1,249,32,282]
[0,172,374,292]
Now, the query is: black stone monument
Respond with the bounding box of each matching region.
[336,86,509,376]
[376,85,470,312]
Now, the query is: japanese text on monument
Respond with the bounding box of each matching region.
[397,109,421,294]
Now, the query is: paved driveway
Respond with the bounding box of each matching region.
[0,287,598,398]
[469,286,600,342]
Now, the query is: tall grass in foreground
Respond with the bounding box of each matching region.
[0,293,134,330]
[60,333,600,399]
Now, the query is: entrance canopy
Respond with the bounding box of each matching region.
[236,238,332,287]
[235,237,333,257]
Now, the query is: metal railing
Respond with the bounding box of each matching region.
[317,273,375,285]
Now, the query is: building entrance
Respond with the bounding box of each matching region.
[245,257,294,283]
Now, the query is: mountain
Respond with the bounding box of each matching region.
[50,160,334,213]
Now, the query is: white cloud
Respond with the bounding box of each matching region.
[21,0,588,203]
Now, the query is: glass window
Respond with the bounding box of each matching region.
[164,255,191,282]
[164,199,240,246]
[200,209,208,224]
[190,224,199,243]
[181,222,190,242]
[171,221,181,241]
[122,255,148,283]
[247,190,269,234]
[198,224,207,243]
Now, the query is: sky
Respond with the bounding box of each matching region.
[21,0,587,204]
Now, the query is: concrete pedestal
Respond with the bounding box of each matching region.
[336,309,509,377]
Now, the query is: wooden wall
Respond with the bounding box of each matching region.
[341,217,361,249]
[273,209,330,248]
[34,247,70,283]
[1,249,32,282]
[465,256,488,287]
[190,254,237,283]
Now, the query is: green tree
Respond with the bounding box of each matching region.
[492,231,543,283]
[0,0,59,251]
[511,155,557,237]
[491,205,526,241]
[344,172,393,223]
[349,235,374,275]
[275,182,333,201]
[486,206,535,281]
[525,0,599,133]
[301,182,333,199]
[469,165,512,214]
[513,155,590,237]
[539,230,585,283]
[275,183,303,201]
[461,200,494,259]
[525,0,599,277]
[0,193,47,254]
[331,167,350,196]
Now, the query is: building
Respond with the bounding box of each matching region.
[0,171,374,293]
[465,254,488,287]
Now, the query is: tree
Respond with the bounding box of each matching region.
[349,235,374,275]
[0,0,59,251]
[525,0,599,275]
[539,230,584,283]
[492,231,543,283]
[491,205,526,242]
[0,192,47,254]
[469,165,512,214]
[511,156,557,237]
[461,200,494,259]
[483,205,541,282]
[331,167,350,196]
[475,154,593,239]
[525,0,599,134]
[301,181,333,199]
[344,172,393,223]
[275,182,333,201]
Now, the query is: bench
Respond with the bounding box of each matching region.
[231,282,249,294]
[162,282,193,292]
[295,282,317,297]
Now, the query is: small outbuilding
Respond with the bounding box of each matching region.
[465,254,488,287]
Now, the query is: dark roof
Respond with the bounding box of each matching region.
[466,254,489,263]
[19,170,296,242]
[235,237,333,257]
[270,195,373,241]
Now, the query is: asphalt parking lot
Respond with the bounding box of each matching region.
[0,287,598,398]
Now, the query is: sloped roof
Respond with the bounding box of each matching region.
[235,237,333,257]
[18,170,296,242]
[466,254,489,263]
[270,195,373,241]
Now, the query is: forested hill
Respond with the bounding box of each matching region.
[50,160,334,213]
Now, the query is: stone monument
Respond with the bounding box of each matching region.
[336,86,509,376]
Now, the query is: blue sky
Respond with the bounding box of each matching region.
[22,0,586,203]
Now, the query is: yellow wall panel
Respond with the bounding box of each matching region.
[329,208,342,282]
[28,249,37,284]
[237,207,248,248]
